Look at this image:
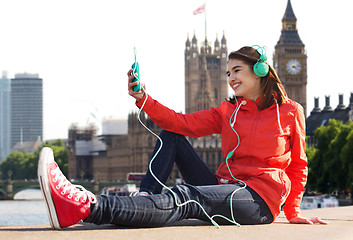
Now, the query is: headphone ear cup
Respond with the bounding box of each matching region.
[253,62,269,77]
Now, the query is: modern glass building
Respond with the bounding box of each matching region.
[0,72,11,161]
[10,73,43,148]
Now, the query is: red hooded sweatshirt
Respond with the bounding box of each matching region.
[136,94,307,221]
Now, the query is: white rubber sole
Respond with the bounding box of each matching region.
[38,147,61,229]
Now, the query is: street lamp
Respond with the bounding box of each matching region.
[7,170,12,180]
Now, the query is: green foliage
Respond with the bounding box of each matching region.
[41,139,68,176]
[340,129,353,189]
[305,142,317,182]
[0,152,35,180]
[0,139,68,180]
[307,119,353,193]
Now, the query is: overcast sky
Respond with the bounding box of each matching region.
[1,0,352,140]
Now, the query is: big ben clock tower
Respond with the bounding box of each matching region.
[273,0,308,116]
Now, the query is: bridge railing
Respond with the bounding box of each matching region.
[0,180,136,200]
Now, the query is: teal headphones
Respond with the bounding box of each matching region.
[252,45,269,77]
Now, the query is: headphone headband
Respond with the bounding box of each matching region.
[252,45,268,61]
[252,45,269,77]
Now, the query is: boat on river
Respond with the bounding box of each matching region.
[101,184,138,196]
[300,195,339,209]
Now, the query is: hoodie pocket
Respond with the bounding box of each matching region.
[280,170,291,204]
[265,151,291,168]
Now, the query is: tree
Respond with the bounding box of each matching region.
[305,141,318,191]
[0,152,34,179]
[307,119,353,193]
[0,139,68,180]
[326,121,353,190]
[340,129,353,191]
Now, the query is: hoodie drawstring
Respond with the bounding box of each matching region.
[230,100,247,128]
[274,99,284,134]
[230,98,284,134]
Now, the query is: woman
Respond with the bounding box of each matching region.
[38,46,327,229]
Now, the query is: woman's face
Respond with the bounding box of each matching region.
[226,59,262,101]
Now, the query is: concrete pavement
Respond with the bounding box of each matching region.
[1,206,352,240]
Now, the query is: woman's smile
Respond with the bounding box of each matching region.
[231,82,242,91]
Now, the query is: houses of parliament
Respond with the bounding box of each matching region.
[67,0,309,181]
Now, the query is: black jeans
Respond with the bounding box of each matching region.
[86,131,273,227]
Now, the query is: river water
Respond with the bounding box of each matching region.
[0,189,49,226]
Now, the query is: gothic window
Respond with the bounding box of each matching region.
[214,88,218,99]
[296,88,300,101]
[286,24,295,30]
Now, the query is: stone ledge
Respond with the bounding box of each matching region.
[1,206,352,240]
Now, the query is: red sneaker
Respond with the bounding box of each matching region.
[38,147,97,229]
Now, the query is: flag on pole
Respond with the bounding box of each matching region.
[193,4,205,15]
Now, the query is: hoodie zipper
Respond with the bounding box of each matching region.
[245,110,261,176]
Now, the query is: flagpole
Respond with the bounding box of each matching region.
[205,2,207,39]
[204,2,207,52]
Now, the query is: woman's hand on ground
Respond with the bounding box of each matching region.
[289,216,328,225]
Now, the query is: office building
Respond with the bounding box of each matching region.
[10,73,43,148]
[0,72,11,161]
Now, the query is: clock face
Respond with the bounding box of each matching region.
[286,59,301,75]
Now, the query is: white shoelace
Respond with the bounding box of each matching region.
[51,167,97,204]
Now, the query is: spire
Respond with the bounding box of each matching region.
[192,32,197,44]
[201,35,211,54]
[282,0,297,21]
[215,33,219,44]
[185,33,191,48]
[204,35,209,53]
[195,56,215,110]
[221,31,227,46]
[276,0,304,47]
[214,33,220,51]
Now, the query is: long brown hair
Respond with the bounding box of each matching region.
[227,46,287,110]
